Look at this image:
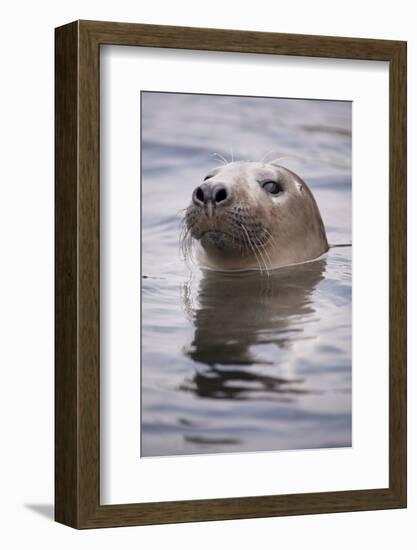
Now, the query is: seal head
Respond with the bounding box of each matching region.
[183,161,328,271]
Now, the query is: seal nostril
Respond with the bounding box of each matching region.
[214,187,227,203]
[193,183,227,206]
[194,186,204,204]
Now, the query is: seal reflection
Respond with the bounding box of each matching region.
[181,258,326,407]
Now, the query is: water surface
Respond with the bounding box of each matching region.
[141,92,352,457]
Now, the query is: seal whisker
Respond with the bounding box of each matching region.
[240,223,267,275]
[269,154,305,165]
[211,152,228,165]
[179,223,196,267]
[253,239,270,275]
[256,239,274,270]
[261,149,284,164]
[263,228,279,250]
[240,223,262,272]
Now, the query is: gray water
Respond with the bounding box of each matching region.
[141,91,352,457]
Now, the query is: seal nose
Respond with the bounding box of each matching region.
[192,183,229,206]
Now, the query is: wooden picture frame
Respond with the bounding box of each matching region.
[55,20,407,529]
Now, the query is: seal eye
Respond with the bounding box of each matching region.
[262,181,282,195]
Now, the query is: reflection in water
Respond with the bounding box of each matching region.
[180,259,326,414]
[187,261,325,362]
[180,260,325,407]
[180,366,308,400]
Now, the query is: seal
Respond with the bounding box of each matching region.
[182,161,329,271]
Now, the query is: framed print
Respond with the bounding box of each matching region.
[55,20,406,528]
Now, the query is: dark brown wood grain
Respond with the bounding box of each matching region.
[55,20,407,529]
[388,41,407,504]
[55,21,79,527]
